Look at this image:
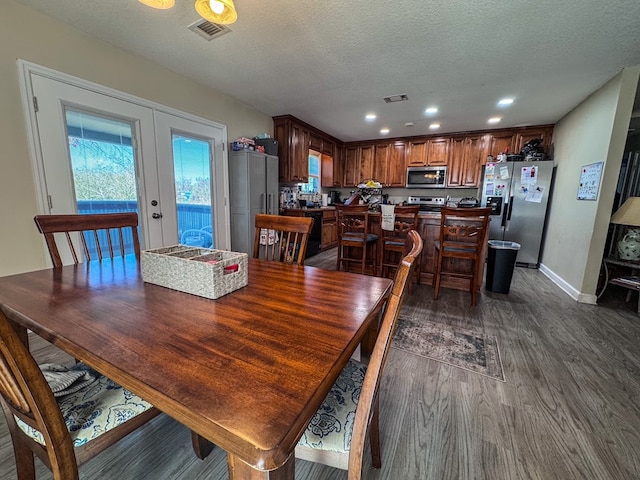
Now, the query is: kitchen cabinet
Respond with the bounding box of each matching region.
[407,138,449,166]
[343,144,374,186]
[228,151,279,255]
[486,131,514,159]
[374,141,406,187]
[321,139,335,157]
[321,209,338,249]
[309,132,323,152]
[321,154,335,188]
[427,137,450,166]
[406,139,429,166]
[447,135,484,187]
[513,126,553,155]
[273,116,309,183]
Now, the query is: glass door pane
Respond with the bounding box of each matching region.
[173,134,214,248]
[65,108,139,256]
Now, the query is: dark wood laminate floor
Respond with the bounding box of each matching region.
[2,248,640,479]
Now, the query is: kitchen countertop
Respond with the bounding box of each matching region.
[282,207,441,217]
[282,207,335,213]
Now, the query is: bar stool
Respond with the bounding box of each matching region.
[335,204,378,275]
[378,205,421,287]
[433,207,491,306]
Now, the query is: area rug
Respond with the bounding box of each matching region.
[392,317,505,381]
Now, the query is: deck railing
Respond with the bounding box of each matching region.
[77,200,213,252]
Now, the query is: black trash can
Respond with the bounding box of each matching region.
[486,240,521,293]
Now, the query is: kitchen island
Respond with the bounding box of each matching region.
[284,207,488,293]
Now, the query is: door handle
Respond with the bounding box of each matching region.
[504,196,514,230]
[152,212,163,219]
[260,193,265,214]
[268,193,272,214]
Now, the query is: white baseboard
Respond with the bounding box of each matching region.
[538,263,598,305]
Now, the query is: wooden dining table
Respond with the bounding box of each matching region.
[0,255,392,479]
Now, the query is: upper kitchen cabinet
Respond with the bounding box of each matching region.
[273,115,309,183]
[513,125,554,155]
[406,139,429,166]
[374,141,406,187]
[407,137,449,166]
[343,145,359,187]
[309,132,323,152]
[447,135,484,187]
[486,131,514,160]
[342,144,374,187]
[427,137,450,166]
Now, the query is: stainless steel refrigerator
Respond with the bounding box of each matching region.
[229,150,279,255]
[480,160,555,267]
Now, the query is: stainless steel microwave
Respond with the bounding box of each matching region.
[406,166,447,188]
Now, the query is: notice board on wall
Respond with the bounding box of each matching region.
[577,162,604,200]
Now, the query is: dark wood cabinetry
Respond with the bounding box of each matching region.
[274,113,554,192]
[373,141,406,186]
[486,131,514,160]
[406,139,429,166]
[427,137,450,166]
[513,127,553,155]
[342,144,375,187]
[309,132,323,152]
[406,138,449,166]
[321,209,338,249]
[273,116,309,183]
[447,135,485,187]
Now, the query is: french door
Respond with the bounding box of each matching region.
[20,62,229,258]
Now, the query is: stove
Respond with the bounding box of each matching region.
[407,196,445,212]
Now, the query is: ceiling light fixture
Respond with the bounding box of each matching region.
[365,113,377,121]
[138,0,175,8]
[488,117,502,124]
[429,123,440,130]
[425,107,438,114]
[380,128,390,135]
[140,0,238,24]
[195,0,238,24]
[498,98,514,107]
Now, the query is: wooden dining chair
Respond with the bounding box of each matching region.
[34,212,141,267]
[335,204,379,275]
[253,214,314,265]
[295,230,423,480]
[432,207,492,306]
[0,304,160,480]
[378,205,421,288]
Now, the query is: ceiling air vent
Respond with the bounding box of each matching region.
[188,19,231,41]
[383,94,408,103]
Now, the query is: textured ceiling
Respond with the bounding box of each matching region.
[14,0,640,142]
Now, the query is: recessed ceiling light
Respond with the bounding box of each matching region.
[425,107,438,115]
[488,117,502,124]
[365,113,377,121]
[498,98,514,107]
[429,123,440,130]
[404,122,414,127]
[380,128,390,135]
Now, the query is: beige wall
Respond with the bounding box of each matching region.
[1,1,272,276]
[542,67,640,301]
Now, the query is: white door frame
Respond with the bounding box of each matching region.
[17,59,231,250]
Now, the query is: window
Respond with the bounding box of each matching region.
[300,152,320,193]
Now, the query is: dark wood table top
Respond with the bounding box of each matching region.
[0,255,392,478]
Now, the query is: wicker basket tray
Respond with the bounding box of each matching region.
[141,245,248,299]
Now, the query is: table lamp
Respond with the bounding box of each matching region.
[611,197,640,261]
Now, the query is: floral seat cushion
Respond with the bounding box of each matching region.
[15,363,154,448]
[297,358,367,454]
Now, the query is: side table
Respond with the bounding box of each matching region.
[600,257,640,314]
